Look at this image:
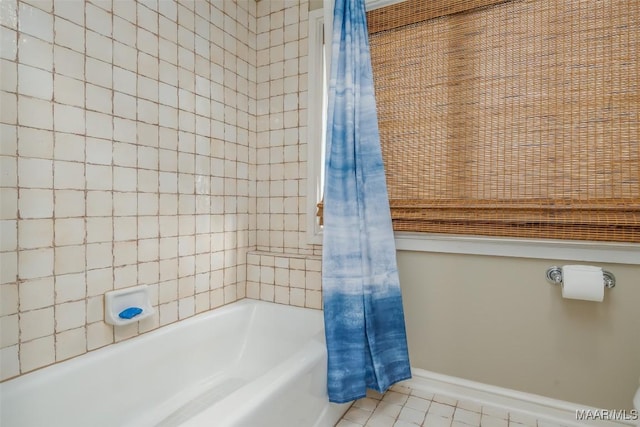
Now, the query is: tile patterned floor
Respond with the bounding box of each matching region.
[335,384,569,427]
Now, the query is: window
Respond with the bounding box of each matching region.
[306,7,328,244]
[367,0,640,243]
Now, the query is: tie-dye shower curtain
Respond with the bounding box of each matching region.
[322,0,412,404]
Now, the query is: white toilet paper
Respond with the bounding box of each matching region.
[561,265,605,302]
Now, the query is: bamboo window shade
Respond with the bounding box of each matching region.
[319,0,640,243]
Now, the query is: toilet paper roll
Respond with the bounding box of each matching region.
[561,265,604,302]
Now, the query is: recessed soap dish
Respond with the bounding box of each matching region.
[105,285,155,326]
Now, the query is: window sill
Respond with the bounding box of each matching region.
[394,232,640,265]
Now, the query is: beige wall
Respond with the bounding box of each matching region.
[397,250,640,410]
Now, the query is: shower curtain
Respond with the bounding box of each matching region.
[322,0,412,404]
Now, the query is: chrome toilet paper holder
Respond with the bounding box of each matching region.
[545,266,616,289]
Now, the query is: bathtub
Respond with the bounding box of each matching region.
[0,299,350,427]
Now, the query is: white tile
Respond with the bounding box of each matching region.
[21,0,53,13]
[113,40,137,72]
[0,252,18,284]
[86,111,112,139]
[54,74,85,108]
[54,133,84,162]
[404,396,431,412]
[138,27,158,56]
[55,272,85,303]
[86,3,112,37]
[20,335,55,372]
[480,415,508,427]
[433,395,458,407]
[482,406,509,420]
[87,321,113,350]
[18,96,53,130]
[137,3,158,33]
[18,247,53,279]
[52,189,84,219]
[54,104,85,134]
[112,0,135,22]
[17,64,53,99]
[0,283,18,315]
[112,143,137,169]
[113,240,136,265]
[86,217,112,243]
[344,407,374,425]
[0,92,17,125]
[86,30,112,63]
[1,23,19,62]
[374,402,403,418]
[85,164,112,191]
[454,408,482,426]
[85,191,110,216]
[18,2,53,42]
[508,412,537,427]
[55,326,86,361]
[54,17,84,53]
[0,345,19,380]
[86,242,112,270]
[85,138,112,166]
[54,218,85,246]
[383,391,410,406]
[20,306,54,341]
[18,277,54,311]
[423,414,453,427]
[0,0,18,30]
[85,57,111,88]
[336,420,363,427]
[87,295,104,323]
[0,314,18,347]
[54,0,85,25]
[428,402,456,419]
[366,413,397,427]
[457,400,483,414]
[0,123,17,156]
[86,85,112,115]
[0,220,17,251]
[53,45,84,80]
[55,300,85,332]
[305,289,321,309]
[113,166,137,192]
[113,16,136,46]
[284,285,301,306]
[54,245,85,275]
[398,406,426,425]
[354,398,380,412]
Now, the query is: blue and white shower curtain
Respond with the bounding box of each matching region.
[322,0,412,404]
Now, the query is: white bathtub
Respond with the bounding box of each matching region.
[0,299,350,427]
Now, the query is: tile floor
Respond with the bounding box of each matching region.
[335,384,569,427]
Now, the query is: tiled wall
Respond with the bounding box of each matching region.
[0,0,257,380]
[255,0,311,255]
[246,251,322,309]
[251,0,324,306]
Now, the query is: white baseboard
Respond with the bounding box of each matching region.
[404,368,637,427]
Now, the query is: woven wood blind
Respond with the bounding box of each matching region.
[360,0,640,242]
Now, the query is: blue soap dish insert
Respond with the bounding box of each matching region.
[105,285,154,326]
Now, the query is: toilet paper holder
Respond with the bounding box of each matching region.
[545,266,616,289]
